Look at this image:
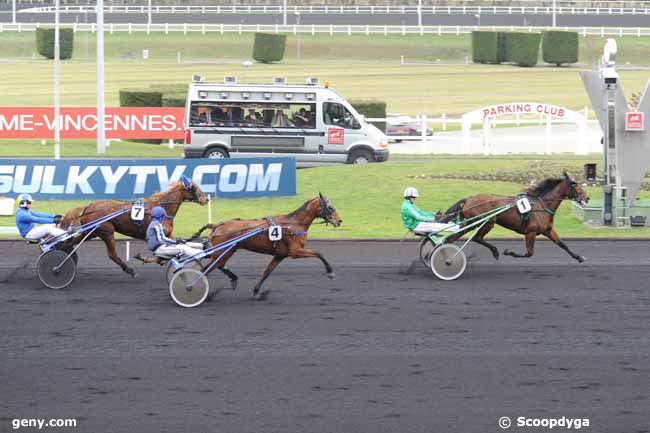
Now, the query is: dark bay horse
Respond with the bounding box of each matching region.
[441,172,589,262]
[191,193,342,300]
[60,177,208,277]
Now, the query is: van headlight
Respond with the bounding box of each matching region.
[379,141,389,149]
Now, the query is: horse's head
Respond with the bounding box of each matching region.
[563,172,589,205]
[318,192,342,227]
[177,175,209,205]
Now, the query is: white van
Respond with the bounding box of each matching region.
[182,77,389,165]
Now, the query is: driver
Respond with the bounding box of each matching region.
[401,187,454,233]
[146,206,202,259]
[15,193,66,241]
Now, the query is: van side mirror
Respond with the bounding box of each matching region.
[352,119,361,129]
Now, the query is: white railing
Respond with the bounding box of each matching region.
[2,23,650,36]
[367,113,601,155]
[18,4,650,15]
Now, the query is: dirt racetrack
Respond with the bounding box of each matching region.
[1,239,649,433]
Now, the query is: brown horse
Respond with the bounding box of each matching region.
[441,172,590,262]
[60,178,208,277]
[190,193,342,300]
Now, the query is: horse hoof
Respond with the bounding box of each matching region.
[257,291,270,301]
[230,279,238,290]
[492,251,499,260]
[327,272,336,280]
[577,255,585,263]
[503,249,511,256]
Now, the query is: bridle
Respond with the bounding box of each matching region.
[318,196,338,226]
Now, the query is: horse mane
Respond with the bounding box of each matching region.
[526,178,564,197]
[288,197,317,217]
[148,181,182,202]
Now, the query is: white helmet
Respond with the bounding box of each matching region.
[403,187,419,198]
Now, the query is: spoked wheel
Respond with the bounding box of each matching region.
[169,268,209,308]
[60,247,78,265]
[419,237,435,267]
[429,243,467,281]
[36,250,77,290]
[165,260,203,285]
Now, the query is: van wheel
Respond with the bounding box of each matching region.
[348,149,374,164]
[204,148,229,159]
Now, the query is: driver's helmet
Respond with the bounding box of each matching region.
[16,193,33,207]
[403,187,419,198]
[151,206,171,221]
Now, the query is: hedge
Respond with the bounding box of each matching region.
[35,28,74,60]
[149,83,187,94]
[502,32,541,67]
[162,93,187,107]
[350,100,386,133]
[542,31,578,66]
[252,33,286,63]
[471,31,500,64]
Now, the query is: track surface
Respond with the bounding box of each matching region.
[1,239,649,433]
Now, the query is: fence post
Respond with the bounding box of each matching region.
[207,195,213,224]
[482,116,490,155]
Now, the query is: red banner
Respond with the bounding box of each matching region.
[0,107,185,139]
[625,112,644,131]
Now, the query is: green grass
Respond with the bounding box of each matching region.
[3,156,650,239]
[0,32,649,120]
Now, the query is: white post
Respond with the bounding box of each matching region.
[482,116,490,155]
[168,139,174,149]
[552,0,557,27]
[177,51,181,64]
[441,113,446,131]
[545,114,552,153]
[207,195,213,224]
[97,0,106,154]
[417,0,422,27]
[54,0,61,160]
[283,0,287,25]
[295,12,300,62]
[125,241,130,261]
[12,0,16,24]
[148,0,152,26]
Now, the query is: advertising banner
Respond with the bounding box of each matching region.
[0,107,185,139]
[0,158,296,199]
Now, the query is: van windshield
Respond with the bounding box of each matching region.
[190,101,316,129]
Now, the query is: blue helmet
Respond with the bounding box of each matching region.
[151,206,171,220]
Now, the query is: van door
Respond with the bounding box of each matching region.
[321,102,363,161]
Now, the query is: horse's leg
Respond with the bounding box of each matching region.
[503,232,536,258]
[99,232,138,278]
[288,248,335,279]
[218,265,239,290]
[543,228,585,263]
[472,219,499,260]
[253,256,285,300]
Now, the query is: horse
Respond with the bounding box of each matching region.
[190,193,342,300]
[440,172,590,262]
[60,176,209,277]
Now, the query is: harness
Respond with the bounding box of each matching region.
[265,215,280,252]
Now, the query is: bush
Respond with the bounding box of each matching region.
[149,83,187,94]
[542,31,578,66]
[502,32,541,67]
[350,100,386,133]
[471,31,500,64]
[35,28,74,60]
[119,89,163,108]
[162,93,186,107]
[252,33,286,63]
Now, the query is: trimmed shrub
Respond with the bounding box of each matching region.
[502,32,541,67]
[542,31,578,66]
[497,32,508,63]
[36,28,74,60]
[350,100,386,133]
[162,93,186,107]
[252,33,286,63]
[119,89,163,108]
[471,31,499,64]
[149,83,187,94]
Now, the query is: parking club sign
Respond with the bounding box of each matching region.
[625,112,644,131]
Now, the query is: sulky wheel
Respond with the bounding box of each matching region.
[429,243,467,281]
[36,250,77,290]
[165,260,203,285]
[419,237,435,267]
[169,268,209,308]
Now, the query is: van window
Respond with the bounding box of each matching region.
[190,101,316,129]
[323,102,360,129]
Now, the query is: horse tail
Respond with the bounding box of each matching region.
[440,199,466,223]
[190,223,217,240]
